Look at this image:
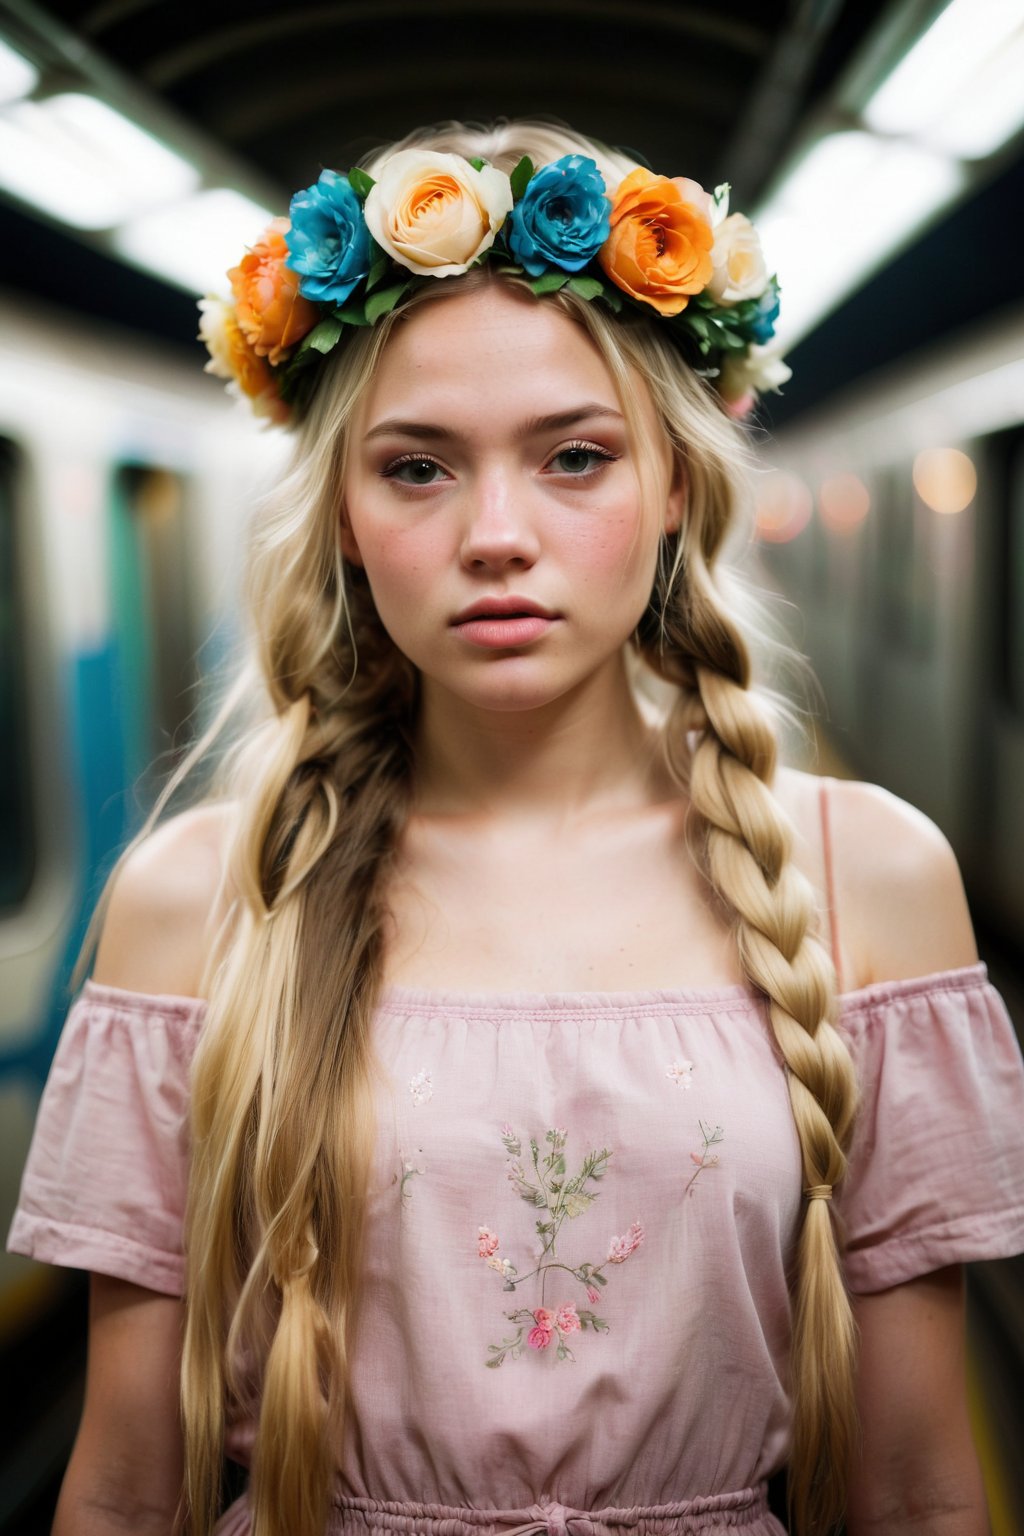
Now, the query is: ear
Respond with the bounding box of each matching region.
[338,506,364,566]
[662,454,687,536]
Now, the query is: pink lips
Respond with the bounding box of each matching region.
[450,595,560,649]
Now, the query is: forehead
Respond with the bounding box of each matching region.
[357,283,626,425]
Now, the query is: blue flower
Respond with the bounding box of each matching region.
[507,155,611,277]
[285,169,372,305]
[749,279,780,343]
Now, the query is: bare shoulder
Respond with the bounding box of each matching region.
[91,800,239,1000]
[777,767,979,987]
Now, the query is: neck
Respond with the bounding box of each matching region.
[411,654,670,833]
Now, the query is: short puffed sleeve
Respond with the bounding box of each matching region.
[836,963,1024,1293]
[6,979,206,1296]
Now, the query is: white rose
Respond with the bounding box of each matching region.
[707,213,768,303]
[364,150,514,277]
[720,343,792,403]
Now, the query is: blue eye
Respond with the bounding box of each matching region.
[383,456,446,485]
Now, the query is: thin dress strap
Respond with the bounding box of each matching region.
[818,775,844,992]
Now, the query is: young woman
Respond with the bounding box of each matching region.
[9,119,1024,1536]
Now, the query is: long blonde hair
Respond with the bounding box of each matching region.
[75,118,858,1536]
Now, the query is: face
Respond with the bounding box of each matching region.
[340,282,684,715]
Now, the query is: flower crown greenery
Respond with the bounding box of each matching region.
[198,148,791,426]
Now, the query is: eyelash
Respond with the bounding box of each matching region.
[380,440,620,486]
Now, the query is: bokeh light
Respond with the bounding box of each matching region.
[818,472,871,533]
[912,447,977,513]
[754,471,813,543]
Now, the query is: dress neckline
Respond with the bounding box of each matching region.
[81,961,989,1015]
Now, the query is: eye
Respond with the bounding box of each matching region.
[381,455,449,486]
[548,441,619,476]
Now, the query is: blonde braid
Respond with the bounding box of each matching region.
[646,530,858,1533]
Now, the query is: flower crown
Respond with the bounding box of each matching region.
[198,148,791,426]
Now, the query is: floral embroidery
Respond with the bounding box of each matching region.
[664,1055,724,1196]
[409,1068,433,1106]
[607,1219,645,1262]
[398,1146,426,1205]
[685,1119,724,1196]
[482,1124,643,1367]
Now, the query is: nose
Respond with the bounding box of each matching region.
[459,466,541,572]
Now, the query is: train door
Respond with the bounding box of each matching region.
[108,462,197,826]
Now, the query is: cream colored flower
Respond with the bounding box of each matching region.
[198,296,236,380]
[364,149,513,277]
[707,213,769,304]
[719,343,792,402]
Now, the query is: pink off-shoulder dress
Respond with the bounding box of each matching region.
[9,791,1024,1536]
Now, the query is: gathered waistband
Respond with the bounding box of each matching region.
[335,1485,779,1536]
[216,1484,782,1535]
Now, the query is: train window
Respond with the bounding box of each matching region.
[0,439,35,907]
[108,464,199,813]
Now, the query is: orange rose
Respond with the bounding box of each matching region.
[598,169,714,316]
[198,297,289,424]
[228,217,318,366]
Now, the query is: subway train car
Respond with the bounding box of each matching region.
[756,302,1024,957]
[0,291,284,1528]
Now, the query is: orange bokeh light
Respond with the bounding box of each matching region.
[912,447,977,514]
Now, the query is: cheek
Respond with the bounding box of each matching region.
[566,508,655,590]
[353,520,445,615]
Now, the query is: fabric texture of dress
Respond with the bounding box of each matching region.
[9,958,1024,1535]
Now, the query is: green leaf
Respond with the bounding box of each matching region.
[365,281,410,324]
[299,316,344,355]
[528,271,569,296]
[469,155,485,172]
[509,155,535,202]
[365,248,390,292]
[335,297,370,327]
[566,274,604,302]
[347,166,375,201]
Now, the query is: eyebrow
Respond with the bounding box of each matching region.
[363,403,625,443]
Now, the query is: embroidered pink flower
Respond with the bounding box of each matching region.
[607,1220,645,1264]
[533,1307,556,1329]
[527,1323,554,1349]
[586,1285,601,1304]
[556,1303,581,1335]
[478,1226,500,1258]
[666,1059,694,1089]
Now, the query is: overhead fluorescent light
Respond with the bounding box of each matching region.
[115,187,277,296]
[865,0,1024,148]
[756,132,962,347]
[0,38,38,104]
[922,26,1024,158]
[0,92,198,229]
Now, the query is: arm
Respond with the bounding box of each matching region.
[53,1276,185,1536]
[833,783,989,1531]
[847,1267,988,1535]
[55,804,234,1531]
